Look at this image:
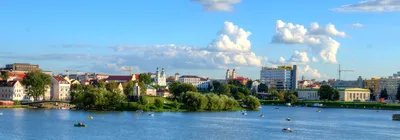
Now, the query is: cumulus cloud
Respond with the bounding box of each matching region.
[312,57,319,62]
[352,23,364,28]
[271,20,346,64]
[208,21,252,52]
[289,51,310,63]
[298,65,323,79]
[192,0,241,12]
[332,0,400,12]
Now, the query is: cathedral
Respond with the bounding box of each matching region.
[225,69,237,80]
[154,68,167,86]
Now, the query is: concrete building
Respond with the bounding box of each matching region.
[198,78,210,91]
[51,76,71,100]
[380,77,400,100]
[4,63,39,71]
[364,77,380,99]
[179,75,210,90]
[133,82,140,96]
[332,76,363,88]
[154,68,167,86]
[157,89,171,97]
[174,73,180,81]
[297,89,319,100]
[0,80,28,101]
[339,88,370,102]
[260,65,298,91]
[146,85,157,96]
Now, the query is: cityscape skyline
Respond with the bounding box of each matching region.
[1,0,400,80]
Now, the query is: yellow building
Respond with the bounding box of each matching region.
[364,78,380,97]
[339,88,370,102]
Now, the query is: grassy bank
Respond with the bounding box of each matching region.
[260,100,400,110]
[0,105,32,109]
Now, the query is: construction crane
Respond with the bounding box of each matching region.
[338,64,354,81]
[64,70,80,78]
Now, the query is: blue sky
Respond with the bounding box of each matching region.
[0,0,399,80]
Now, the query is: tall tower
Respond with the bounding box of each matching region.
[175,73,180,81]
[226,69,231,80]
[156,67,160,78]
[232,69,237,79]
[161,68,166,78]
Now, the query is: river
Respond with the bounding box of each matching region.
[0,106,399,140]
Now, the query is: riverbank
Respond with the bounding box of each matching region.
[0,105,33,109]
[260,100,400,110]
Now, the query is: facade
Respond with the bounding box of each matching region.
[235,76,249,85]
[364,78,380,99]
[146,85,157,96]
[0,80,28,101]
[174,73,180,81]
[380,78,400,100]
[332,76,363,88]
[105,75,136,83]
[297,89,319,100]
[51,76,71,100]
[198,78,210,91]
[157,89,170,97]
[133,82,140,96]
[179,75,201,87]
[260,65,298,91]
[339,88,370,102]
[96,74,109,80]
[154,68,167,86]
[225,69,238,80]
[4,63,39,71]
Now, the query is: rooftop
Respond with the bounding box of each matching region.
[106,75,133,81]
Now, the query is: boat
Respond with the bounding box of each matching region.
[260,114,264,118]
[282,127,293,132]
[286,118,291,121]
[74,123,86,127]
[242,112,247,116]
[316,110,321,112]
[88,116,93,120]
[0,112,3,115]
[149,113,155,117]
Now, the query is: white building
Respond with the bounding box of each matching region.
[260,65,298,91]
[154,68,167,86]
[179,75,209,90]
[51,76,71,100]
[198,78,210,91]
[297,89,319,100]
[0,80,28,101]
[146,85,157,96]
[297,88,370,102]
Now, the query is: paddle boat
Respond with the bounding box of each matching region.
[316,110,321,113]
[260,114,265,118]
[242,112,247,116]
[282,127,293,132]
[286,117,291,121]
[149,113,155,117]
[74,122,86,127]
[88,116,93,120]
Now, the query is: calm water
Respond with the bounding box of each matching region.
[0,106,399,140]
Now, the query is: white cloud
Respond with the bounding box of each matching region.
[271,20,346,64]
[289,51,309,63]
[309,22,346,37]
[207,21,252,52]
[192,0,241,12]
[278,57,286,64]
[299,65,323,79]
[332,0,400,12]
[312,57,319,62]
[352,23,364,28]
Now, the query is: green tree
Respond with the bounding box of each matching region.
[106,81,121,94]
[0,71,9,80]
[268,89,279,100]
[396,84,400,100]
[169,82,197,100]
[172,99,181,110]
[243,96,261,110]
[138,96,149,105]
[139,73,152,85]
[284,91,298,104]
[217,84,230,96]
[258,83,268,93]
[224,97,238,110]
[153,84,161,89]
[212,81,221,92]
[238,87,251,96]
[318,85,340,101]
[155,98,164,109]
[182,92,207,111]
[229,85,239,97]
[205,94,223,111]
[369,88,376,101]
[228,80,244,87]
[123,81,134,96]
[22,70,52,101]
[138,81,147,96]
[278,91,285,101]
[98,80,106,89]
[245,80,253,90]
[380,88,389,99]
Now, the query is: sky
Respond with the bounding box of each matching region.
[0,0,400,80]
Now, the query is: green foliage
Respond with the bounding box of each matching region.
[182,92,207,111]
[205,94,223,111]
[284,91,298,104]
[243,96,261,110]
[217,84,230,96]
[224,96,238,110]
[169,82,197,100]
[138,81,147,96]
[258,83,268,93]
[267,89,279,100]
[106,81,121,94]
[211,81,221,92]
[138,96,149,105]
[155,98,164,109]
[123,81,135,96]
[318,85,340,101]
[172,100,181,110]
[153,84,161,89]
[380,88,388,99]
[238,87,251,96]
[228,80,244,87]
[22,70,52,101]
[13,100,21,105]
[139,73,152,85]
[245,80,253,90]
[0,71,9,80]
[397,84,400,100]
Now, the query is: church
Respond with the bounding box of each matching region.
[154,68,167,86]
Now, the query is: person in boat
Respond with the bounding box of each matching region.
[286,117,291,121]
[260,114,264,117]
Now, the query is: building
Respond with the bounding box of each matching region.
[380,78,400,100]
[297,88,370,102]
[146,85,157,96]
[198,78,210,91]
[339,88,370,102]
[174,73,180,81]
[105,75,136,83]
[166,76,175,84]
[0,80,28,101]
[235,76,249,85]
[225,69,237,80]
[133,82,140,96]
[179,75,201,87]
[157,89,171,97]
[51,76,71,100]
[332,76,363,88]
[297,88,319,100]
[364,77,380,99]
[96,74,109,80]
[154,68,167,86]
[260,65,298,91]
[3,63,39,71]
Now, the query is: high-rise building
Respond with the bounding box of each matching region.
[380,72,400,100]
[260,65,297,91]
[364,77,380,99]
